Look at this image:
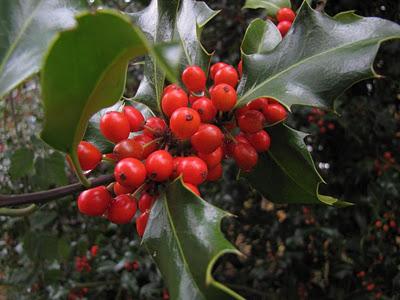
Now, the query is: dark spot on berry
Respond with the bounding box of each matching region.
[186,114,193,121]
[198,108,204,115]
[150,172,157,179]
[201,171,207,180]
[119,173,126,182]
[223,86,230,93]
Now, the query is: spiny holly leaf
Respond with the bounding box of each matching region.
[41,10,151,185]
[237,1,400,109]
[0,0,81,98]
[245,124,352,206]
[243,0,291,17]
[241,19,282,55]
[143,179,244,300]
[129,0,219,113]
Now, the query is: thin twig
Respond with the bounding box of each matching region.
[0,174,114,208]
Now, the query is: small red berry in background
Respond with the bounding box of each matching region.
[198,147,224,169]
[132,134,159,159]
[77,141,102,171]
[276,8,296,23]
[107,194,137,224]
[264,102,288,124]
[139,193,156,212]
[238,110,266,134]
[356,271,366,278]
[77,186,111,216]
[389,220,396,228]
[114,182,134,195]
[207,163,223,181]
[170,107,201,139]
[375,220,383,229]
[181,65,207,93]
[114,158,147,188]
[237,60,243,77]
[161,88,188,117]
[113,139,143,160]
[145,150,174,182]
[184,183,201,196]
[136,210,150,237]
[366,283,375,292]
[210,83,237,112]
[178,157,208,185]
[163,288,170,300]
[233,143,258,171]
[90,245,99,257]
[214,65,239,88]
[123,106,145,132]
[246,130,271,152]
[210,62,228,80]
[100,111,131,143]
[191,124,224,154]
[192,97,217,123]
[277,20,292,37]
[144,117,167,137]
[248,97,269,115]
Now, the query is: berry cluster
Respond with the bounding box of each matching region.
[75,62,288,237]
[273,7,296,37]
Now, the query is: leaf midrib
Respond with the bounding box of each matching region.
[163,193,206,299]
[238,35,399,105]
[0,0,43,76]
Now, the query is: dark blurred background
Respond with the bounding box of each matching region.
[0,0,399,299]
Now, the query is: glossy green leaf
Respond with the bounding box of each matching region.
[245,124,351,206]
[40,10,151,184]
[9,148,35,180]
[129,0,219,113]
[242,0,291,17]
[0,0,81,98]
[143,179,244,300]
[241,19,282,55]
[237,1,400,109]
[34,152,68,189]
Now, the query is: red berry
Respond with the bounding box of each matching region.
[132,134,159,159]
[138,193,156,212]
[276,8,296,23]
[170,107,201,139]
[248,98,269,115]
[238,60,243,77]
[113,139,143,161]
[210,62,228,80]
[238,110,266,133]
[207,163,223,181]
[100,112,131,143]
[182,65,207,92]
[235,105,250,119]
[375,220,383,228]
[384,151,392,160]
[264,103,288,124]
[191,124,224,154]
[189,93,202,105]
[162,83,180,96]
[114,182,134,195]
[366,283,375,292]
[390,220,396,228]
[145,150,174,182]
[214,65,239,88]
[198,147,223,169]
[123,106,145,132]
[235,133,251,145]
[77,141,102,171]
[161,88,189,117]
[177,157,208,185]
[357,271,366,278]
[171,157,184,179]
[246,130,271,152]
[136,210,150,237]
[144,117,167,137]
[77,186,112,216]
[114,158,147,188]
[277,21,292,37]
[107,194,137,224]
[210,84,237,112]
[90,245,99,257]
[184,183,201,197]
[192,98,217,123]
[233,143,258,171]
